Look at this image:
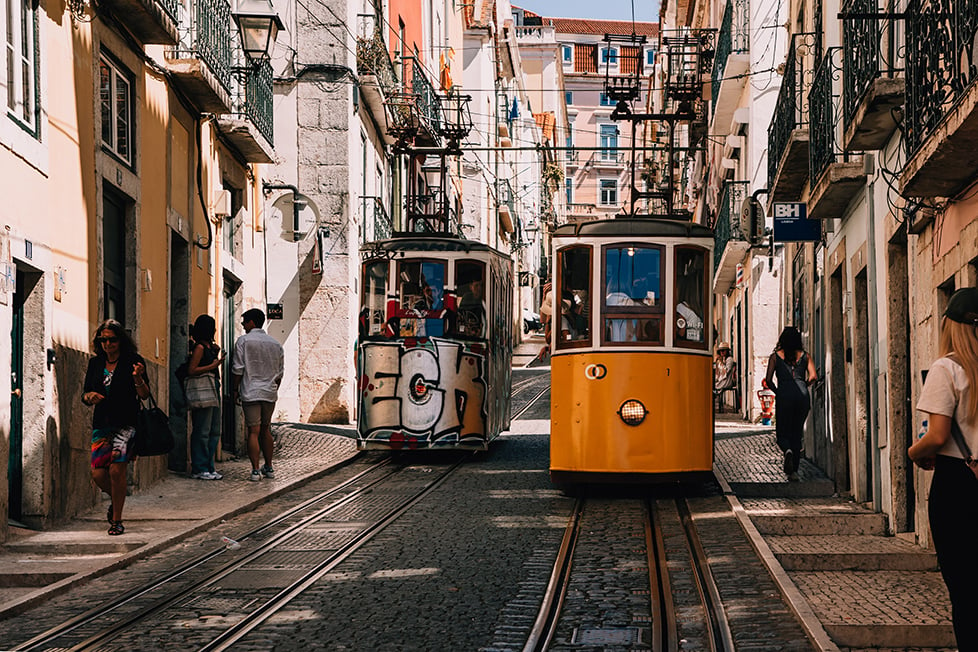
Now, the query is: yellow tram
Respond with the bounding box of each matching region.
[356,236,513,450]
[549,218,715,484]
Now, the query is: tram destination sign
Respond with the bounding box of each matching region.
[772,203,821,242]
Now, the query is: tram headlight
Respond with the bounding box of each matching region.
[618,399,647,426]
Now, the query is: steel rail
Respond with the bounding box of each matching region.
[522,497,583,652]
[676,498,735,651]
[199,455,473,651]
[645,499,679,652]
[64,456,414,651]
[511,384,550,422]
[11,453,386,651]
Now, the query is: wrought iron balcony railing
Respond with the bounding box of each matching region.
[841,0,902,129]
[386,56,443,143]
[361,196,392,242]
[712,0,750,112]
[768,32,817,189]
[170,0,233,92]
[238,60,273,144]
[810,48,844,184]
[904,0,978,157]
[497,178,515,214]
[713,180,749,272]
[158,0,179,22]
[356,15,398,97]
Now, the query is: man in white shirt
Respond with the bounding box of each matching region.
[232,308,285,482]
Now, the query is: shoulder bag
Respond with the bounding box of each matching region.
[184,373,220,409]
[135,390,174,456]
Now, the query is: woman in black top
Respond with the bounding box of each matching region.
[81,320,150,535]
[764,327,817,481]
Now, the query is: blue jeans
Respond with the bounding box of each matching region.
[190,405,221,474]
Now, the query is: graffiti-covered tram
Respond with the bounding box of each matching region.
[549,218,715,485]
[356,236,514,450]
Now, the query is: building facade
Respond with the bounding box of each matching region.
[2,0,279,539]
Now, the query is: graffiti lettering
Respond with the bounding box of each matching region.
[359,339,487,444]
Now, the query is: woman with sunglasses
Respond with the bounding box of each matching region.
[81,320,150,535]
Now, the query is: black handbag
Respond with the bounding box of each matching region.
[135,390,174,456]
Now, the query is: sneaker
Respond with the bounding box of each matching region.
[191,472,211,480]
[250,470,262,482]
[783,450,794,476]
[260,464,276,479]
[208,470,223,480]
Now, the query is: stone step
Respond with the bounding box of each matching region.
[2,540,142,556]
[768,535,939,571]
[0,571,75,587]
[791,570,955,648]
[726,478,835,498]
[750,512,886,535]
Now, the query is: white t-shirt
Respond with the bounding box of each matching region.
[917,356,978,460]
[232,328,285,403]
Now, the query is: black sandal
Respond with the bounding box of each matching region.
[108,521,125,536]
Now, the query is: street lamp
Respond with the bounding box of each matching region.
[233,0,284,63]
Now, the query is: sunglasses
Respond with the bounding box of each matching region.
[98,336,120,344]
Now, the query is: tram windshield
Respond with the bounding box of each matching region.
[360,260,389,338]
[674,246,708,348]
[455,261,486,338]
[397,260,446,337]
[556,246,591,347]
[602,245,663,344]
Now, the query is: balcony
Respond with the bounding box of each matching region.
[165,0,233,114]
[768,33,817,202]
[216,59,274,162]
[808,49,866,219]
[497,179,516,234]
[360,196,392,243]
[712,180,750,292]
[710,0,750,135]
[901,0,978,197]
[101,0,179,44]
[356,15,398,146]
[592,150,628,169]
[385,56,443,149]
[840,0,904,151]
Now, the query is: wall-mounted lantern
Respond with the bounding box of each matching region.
[233,0,285,63]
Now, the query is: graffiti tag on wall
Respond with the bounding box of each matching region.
[358,338,487,448]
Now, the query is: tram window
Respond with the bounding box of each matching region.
[397,260,446,337]
[455,261,486,338]
[360,260,389,338]
[675,246,708,348]
[556,246,591,347]
[602,245,664,345]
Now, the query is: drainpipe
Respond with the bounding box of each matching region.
[262,183,301,236]
[865,154,882,511]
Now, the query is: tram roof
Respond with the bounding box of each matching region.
[553,218,713,239]
[361,236,511,257]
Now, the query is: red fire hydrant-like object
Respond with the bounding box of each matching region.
[758,387,776,425]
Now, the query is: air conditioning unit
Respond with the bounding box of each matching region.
[212,190,231,218]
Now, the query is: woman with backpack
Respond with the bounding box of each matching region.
[763,326,817,481]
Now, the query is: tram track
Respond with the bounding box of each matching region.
[10,453,471,652]
[526,494,733,652]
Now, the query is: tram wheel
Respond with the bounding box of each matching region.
[556,482,582,498]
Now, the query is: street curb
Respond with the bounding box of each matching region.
[0,447,361,620]
[714,465,840,652]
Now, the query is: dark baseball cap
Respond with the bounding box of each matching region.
[945,287,978,325]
